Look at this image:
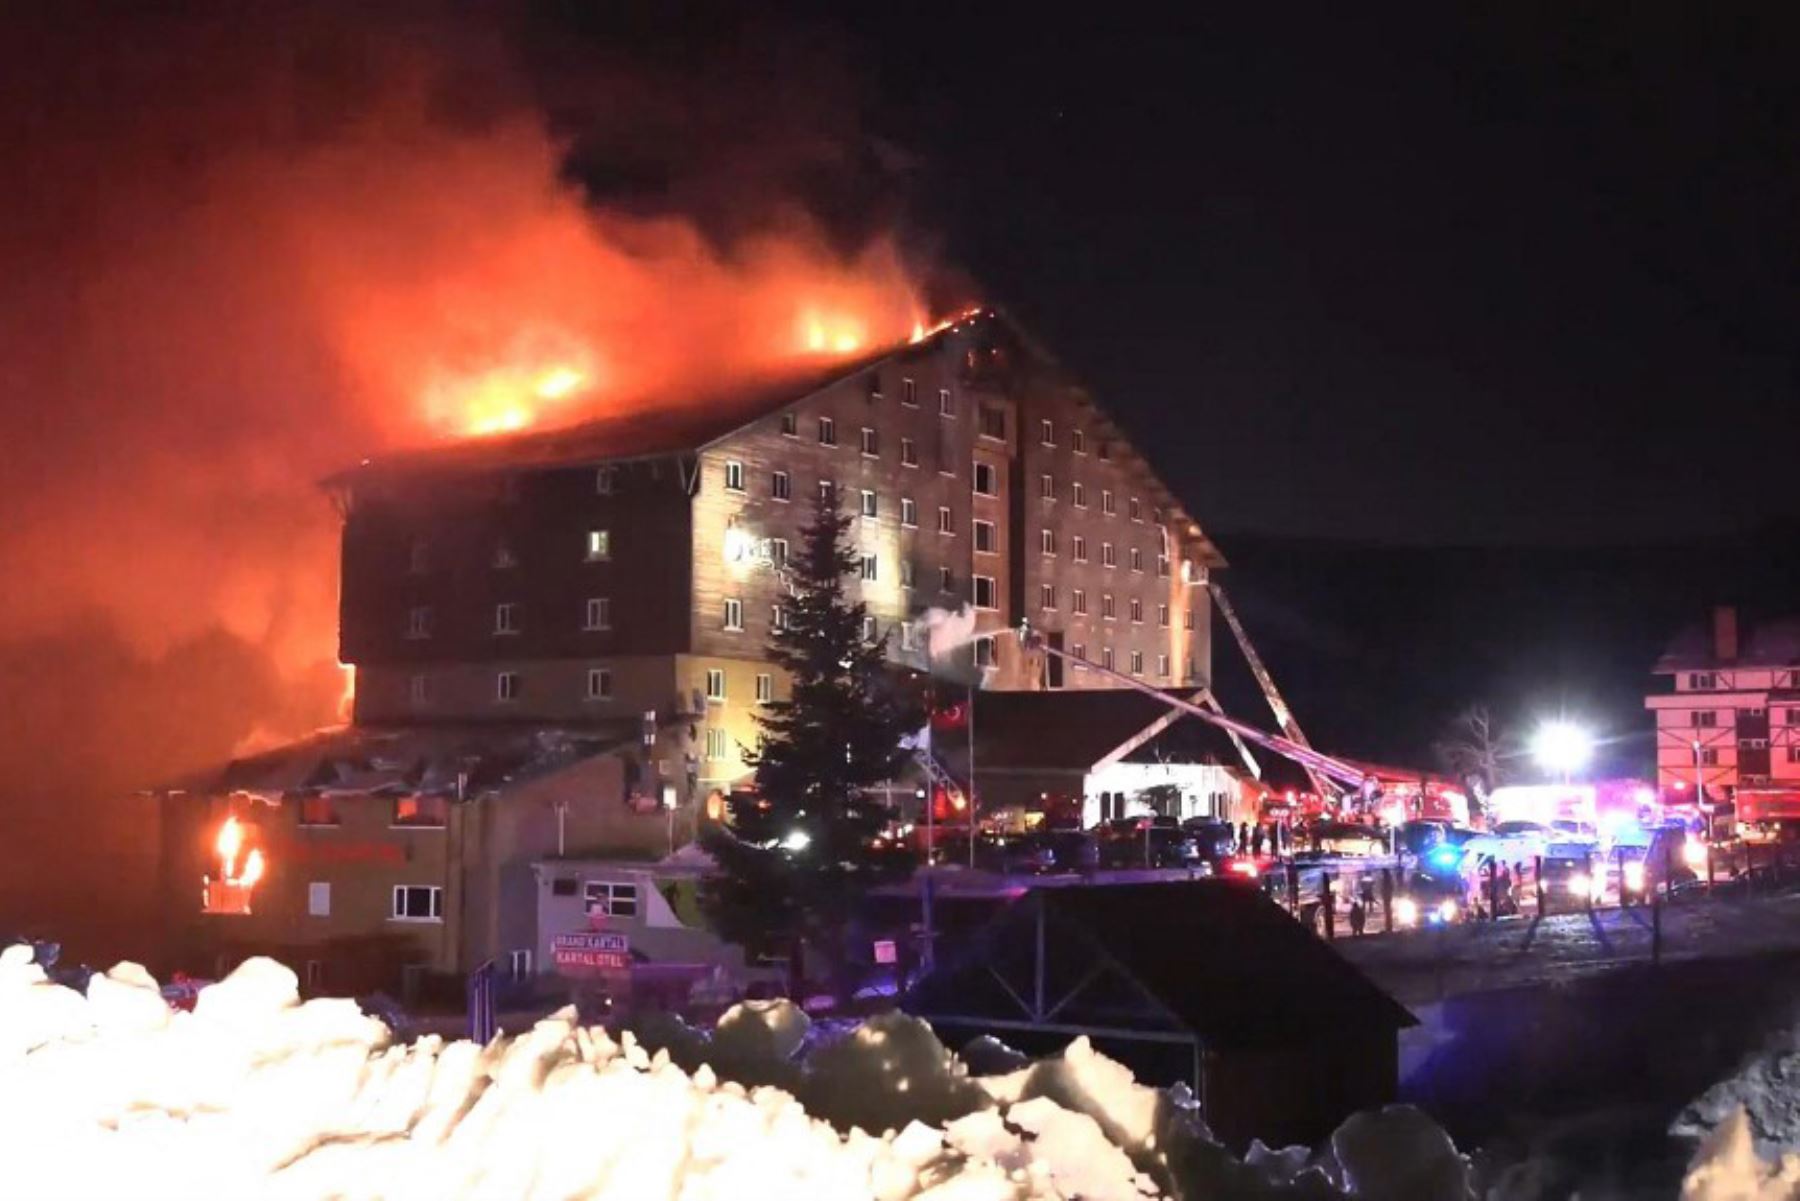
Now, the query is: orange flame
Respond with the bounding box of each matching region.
[240,847,265,889]
[336,663,356,723]
[216,815,243,879]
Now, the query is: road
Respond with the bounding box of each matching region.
[1334,886,1800,1006]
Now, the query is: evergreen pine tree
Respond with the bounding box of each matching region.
[702,489,918,965]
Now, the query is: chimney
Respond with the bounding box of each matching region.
[1713,605,1739,662]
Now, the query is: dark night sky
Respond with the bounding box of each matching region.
[816,5,1799,545]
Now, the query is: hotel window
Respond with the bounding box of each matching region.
[769,538,788,567]
[584,881,639,918]
[1158,654,1170,677]
[780,411,798,437]
[978,406,1006,440]
[1040,419,1055,446]
[973,461,998,496]
[1701,748,1720,765]
[1158,603,1170,628]
[299,796,339,827]
[1102,542,1117,568]
[900,622,918,651]
[1040,583,1057,610]
[723,598,743,631]
[867,373,883,400]
[974,639,995,668]
[408,538,430,575]
[584,597,611,630]
[392,886,443,922]
[819,479,836,503]
[1098,441,1112,461]
[705,728,729,760]
[1130,497,1142,522]
[705,668,726,701]
[862,615,878,643]
[938,387,954,417]
[723,460,745,492]
[901,437,919,467]
[1693,710,1718,727]
[973,575,998,610]
[1040,528,1057,556]
[938,506,955,535]
[492,542,517,569]
[1101,647,1115,671]
[1072,643,1087,662]
[772,604,788,632]
[1789,746,1800,764]
[586,529,610,561]
[817,416,837,446]
[408,674,429,707]
[903,377,918,406]
[1072,428,1087,454]
[1102,594,1116,620]
[308,884,331,919]
[860,489,878,518]
[1687,672,1716,690]
[1130,650,1144,675]
[1072,535,1088,562]
[1072,589,1088,615]
[861,427,879,457]
[586,668,612,701]
[771,470,791,500]
[406,606,432,639]
[595,467,616,495]
[901,497,918,527]
[974,520,996,553]
[860,554,878,581]
[940,566,955,592]
[900,559,916,588]
[1184,608,1195,630]
[495,671,520,702]
[1040,473,1056,501]
[1157,553,1170,577]
[1072,481,1087,508]
[1130,597,1144,623]
[1101,489,1116,516]
[756,673,774,704]
[494,602,520,635]
[1130,547,1144,572]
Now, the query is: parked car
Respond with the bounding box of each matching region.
[1096,819,1199,868]
[1538,842,1602,911]
[1041,829,1100,873]
[1306,821,1388,857]
[1181,817,1238,864]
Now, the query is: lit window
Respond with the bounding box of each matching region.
[1071,428,1087,454]
[772,605,788,631]
[308,883,331,918]
[1040,419,1055,446]
[937,506,954,534]
[1158,654,1170,677]
[755,673,774,704]
[1040,528,1056,556]
[706,728,729,760]
[901,497,917,527]
[860,489,878,518]
[1158,603,1170,628]
[974,639,995,668]
[1101,647,1115,671]
[1130,547,1144,572]
[1072,589,1088,615]
[408,538,430,575]
[1130,497,1142,522]
[583,881,638,918]
[1184,608,1195,630]
[772,470,791,500]
[1102,490,1116,515]
[724,460,745,492]
[1130,597,1144,624]
[1072,481,1087,508]
[496,671,520,702]
[1130,650,1144,675]
[973,576,998,609]
[862,615,878,643]
[1102,594,1116,620]
[586,529,610,561]
[408,674,429,707]
[1102,542,1117,568]
[780,411,799,437]
[389,793,446,827]
[723,599,743,631]
[705,669,726,701]
[392,886,443,922]
[1073,535,1088,562]
[901,437,919,467]
[299,796,339,827]
[817,416,837,446]
[860,554,878,581]
[494,602,520,635]
[973,462,997,496]
[586,668,612,701]
[406,606,432,640]
[1040,583,1057,610]
[974,520,996,553]
[595,467,616,495]
[861,427,879,457]
[819,479,836,503]
[585,596,611,630]
[903,378,918,406]
[938,387,954,416]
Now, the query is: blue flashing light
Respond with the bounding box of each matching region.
[1428,845,1462,870]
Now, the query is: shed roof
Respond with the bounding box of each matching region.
[905,880,1414,1050]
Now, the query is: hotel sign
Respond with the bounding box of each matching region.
[551,930,631,973]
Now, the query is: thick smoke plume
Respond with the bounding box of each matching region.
[0,6,934,958]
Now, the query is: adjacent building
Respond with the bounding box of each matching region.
[1645,607,1800,823]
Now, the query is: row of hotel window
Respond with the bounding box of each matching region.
[361,879,644,924]
[743,457,1158,523]
[404,666,780,707]
[1682,747,1800,764]
[1681,707,1800,726]
[771,385,1100,454]
[1684,672,1800,691]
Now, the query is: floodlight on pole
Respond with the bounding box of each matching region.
[1530,720,1593,781]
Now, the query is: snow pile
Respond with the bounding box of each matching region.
[1675,1019,1800,1160]
[6,942,1793,1200]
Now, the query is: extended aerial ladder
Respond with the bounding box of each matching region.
[1205,582,1340,802]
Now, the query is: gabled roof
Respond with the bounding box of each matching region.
[1655,615,1800,672]
[905,881,1414,1050]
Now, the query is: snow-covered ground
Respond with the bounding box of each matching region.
[0,942,1793,1199]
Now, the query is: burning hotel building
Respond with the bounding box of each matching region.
[154,312,1228,995]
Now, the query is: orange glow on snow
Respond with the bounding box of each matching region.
[336,664,356,723]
